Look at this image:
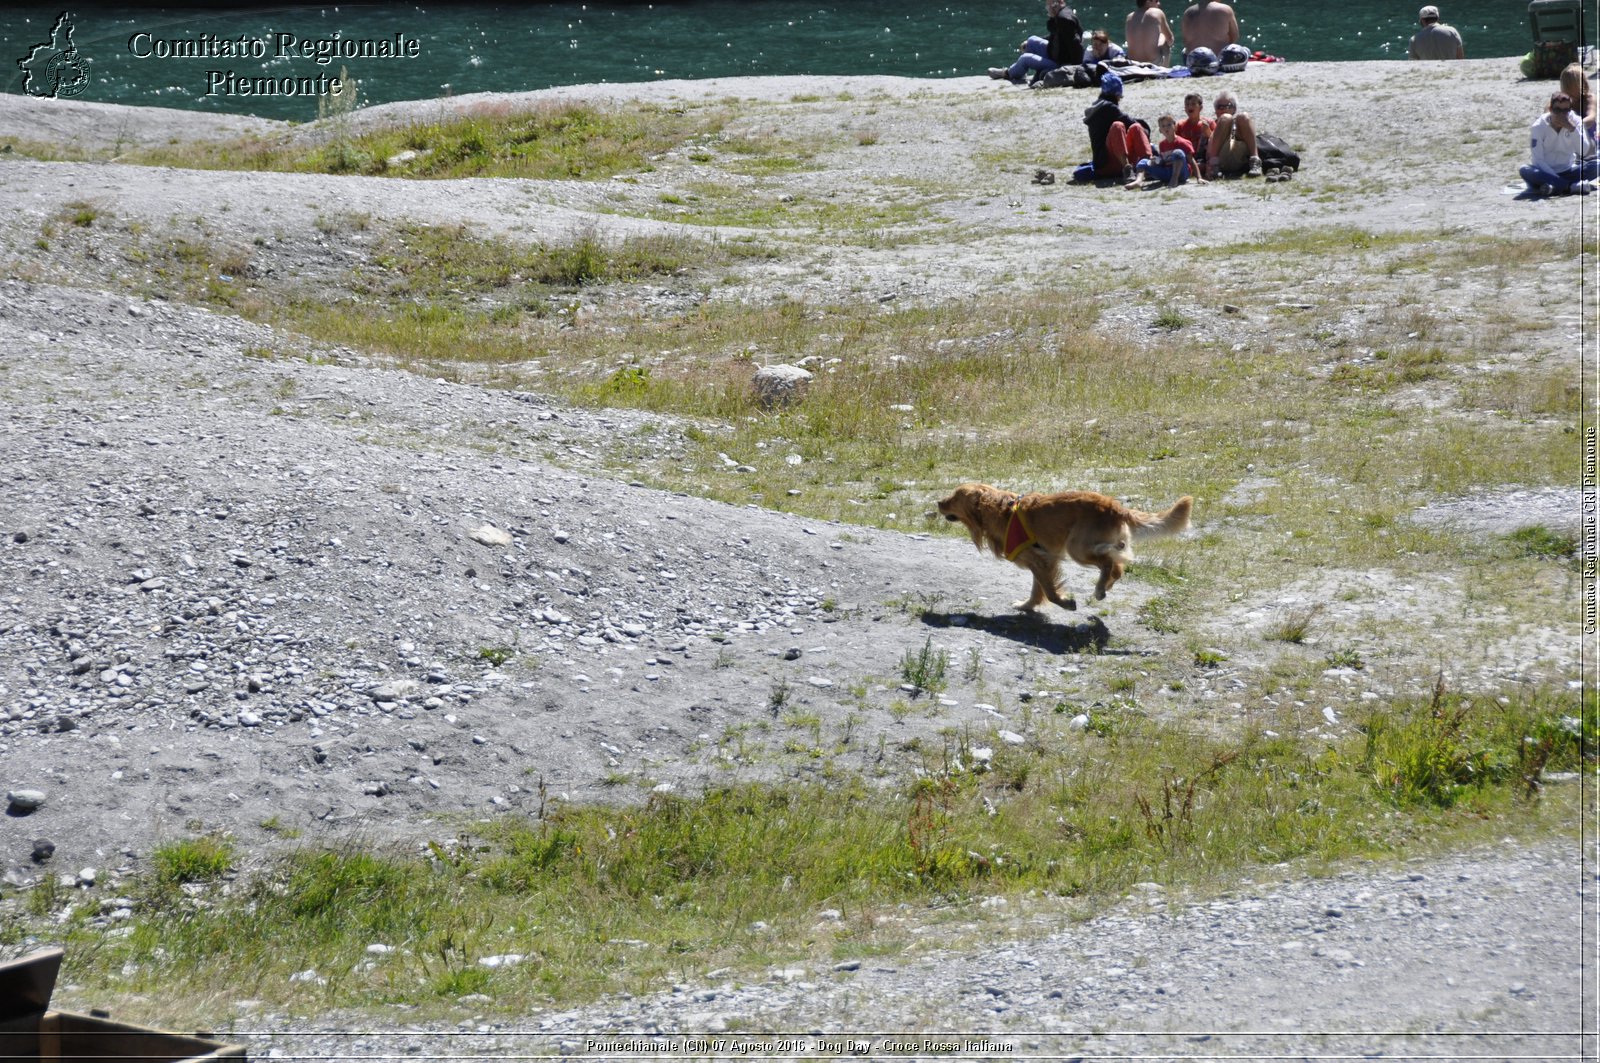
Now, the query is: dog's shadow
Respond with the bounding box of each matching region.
[920,608,1134,655]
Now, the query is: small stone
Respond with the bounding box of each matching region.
[77,867,97,887]
[998,729,1025,745]
[369,679,419,702]
[11,531,27,544]
[477,954,524,968]
[832,960,861,972]
[7,789,46,813]
[468,525,513,547]
[783,647,802,661]
[31,838,55,862]
[238,711,262,728]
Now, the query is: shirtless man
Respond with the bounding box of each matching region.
[1180,0,1239,58]
[1125,0,1174,65]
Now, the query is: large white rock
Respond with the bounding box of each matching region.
[752,364,813,407]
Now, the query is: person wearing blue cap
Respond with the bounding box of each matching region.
[1071,72,1153,183]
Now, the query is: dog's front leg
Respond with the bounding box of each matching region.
[1013,570,1047,611]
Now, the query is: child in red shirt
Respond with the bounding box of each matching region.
[1127,113,1206,188]
[1174,92,1214,171]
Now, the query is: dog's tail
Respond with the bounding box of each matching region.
[1126,496,1193,541]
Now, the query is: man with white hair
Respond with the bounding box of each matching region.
[1205,88,1261,178]
[1408,6,1465,60]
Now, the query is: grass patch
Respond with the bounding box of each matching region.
[130,101,725,181]
[20,686,1586,1024]
[1264,604,1322,644]
[1152,306,1187,331]
[1505,525,1576,560]
[364,222,762,299]
[151,836,235,887]
[62,200,103,228]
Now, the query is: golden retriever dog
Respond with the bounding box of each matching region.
[937,483,1192,611]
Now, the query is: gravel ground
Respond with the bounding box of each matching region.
[0,59,1593,1060]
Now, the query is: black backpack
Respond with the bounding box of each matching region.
[1255,132,1301,171]
[1033,65,1094,89]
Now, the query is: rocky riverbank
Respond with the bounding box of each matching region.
[0,58,1592,1058]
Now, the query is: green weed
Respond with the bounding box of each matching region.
[900,637,950,697]
[151,836,235,887]
[1505,525,1576,559]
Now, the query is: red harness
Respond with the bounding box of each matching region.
[1002,502,1037,560]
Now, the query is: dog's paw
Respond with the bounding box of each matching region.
[1059,598,1078,611]
[1012,600,1039,612]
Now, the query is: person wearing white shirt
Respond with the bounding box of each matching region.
[1520,92,1598,196]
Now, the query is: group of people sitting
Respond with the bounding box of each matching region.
[990,0,1597,201]
[988,0,1245,86]
[1071,76,1265,188]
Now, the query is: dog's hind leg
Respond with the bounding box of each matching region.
[1089,528,1131,601]
[1093,559,1125,600]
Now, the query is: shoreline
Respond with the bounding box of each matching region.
[0,56,1554,153]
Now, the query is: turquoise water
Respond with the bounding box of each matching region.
[2,2,1550,120]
